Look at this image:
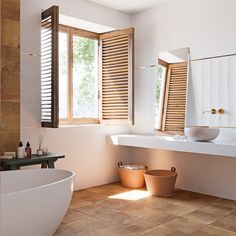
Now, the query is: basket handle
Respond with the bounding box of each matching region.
[171,167,176,172]
[117,161,123,167]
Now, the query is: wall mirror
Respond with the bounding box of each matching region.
[186,54,236,128]
[155,47,190,133]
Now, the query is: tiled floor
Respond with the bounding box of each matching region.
[54,183,236,236]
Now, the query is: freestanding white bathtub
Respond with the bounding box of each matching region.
[0,169,74,236]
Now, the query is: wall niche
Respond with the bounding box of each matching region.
[0,0,20,155]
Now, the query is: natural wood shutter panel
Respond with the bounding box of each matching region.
[99,28,134,124]
[162,63,188,131]
[41,6,59,128]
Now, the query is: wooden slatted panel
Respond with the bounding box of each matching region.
[41,6,59,128]
[99,28,134,124]
[162,63,188,131]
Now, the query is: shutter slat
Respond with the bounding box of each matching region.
[103,37,128,43]
[103,40,128,48]
[102,47,129,55]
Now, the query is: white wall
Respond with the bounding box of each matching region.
[20,0,132,190]
[131,0,236,199]
[21,0,236,199]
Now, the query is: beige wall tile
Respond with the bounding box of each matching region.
[0,102,20,131]
[0,0,20,156]
[1,46,20,104]
[1,46,20,77]
[0,130,20,155]
[1,18,20,48]
[1,0,20,21]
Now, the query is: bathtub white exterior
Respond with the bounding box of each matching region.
[0,169,74,236]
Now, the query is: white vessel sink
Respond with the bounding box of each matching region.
[184,127,220,141]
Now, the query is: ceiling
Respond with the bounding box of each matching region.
[88,0,174,13]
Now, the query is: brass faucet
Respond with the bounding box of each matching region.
[203,108,217,114]
[218,108,225,114]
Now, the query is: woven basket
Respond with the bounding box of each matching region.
[118,162,147,188]
[144,167,177,197]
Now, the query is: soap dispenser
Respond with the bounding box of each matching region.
[25,142,32,158]
[17,141,24,159]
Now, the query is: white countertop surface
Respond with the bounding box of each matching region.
[107,134,236,158]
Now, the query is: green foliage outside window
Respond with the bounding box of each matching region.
[73,36,98,118]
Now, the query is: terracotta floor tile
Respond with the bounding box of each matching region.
[69,197,92,210]
[88,225,137,236]
[138,210,177,225]
[213,199,236,209]
[87,183,131,196]
[211,211,236,233]
[190,225,236,236]
[184,205,234,224]
[69,216,110,233]
[98,198,129,209]
[73,190,107,203]
[62,209,88,225]
[54,224,88,236]
[117,202,158,217]
[57,183,236,236]
[138,196,174,209]
[95,209,131,224]
[157,202,195,216]
[174,194,219,210]
[164,217,206,234]
[77,202,110,216]
[140,224,187,236]
[120,216,156,234]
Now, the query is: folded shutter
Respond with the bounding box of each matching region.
[99,28,134,124]
[162,62,188,131]
[41,6,59,128]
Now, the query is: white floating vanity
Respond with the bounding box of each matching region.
[107,134,236,158]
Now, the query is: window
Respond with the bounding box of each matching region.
[59,26,99,124]
[155,61,167,129]
[41,6,134,127]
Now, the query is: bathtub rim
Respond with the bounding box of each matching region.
[0,169,75,197]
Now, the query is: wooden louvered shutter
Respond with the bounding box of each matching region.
[99,28,134,124]
[41,6,59,128]
[161,62,188,132]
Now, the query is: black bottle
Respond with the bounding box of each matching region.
[25,142,32,158]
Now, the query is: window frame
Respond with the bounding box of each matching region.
[155,59,168,130]
[59,24,99,125]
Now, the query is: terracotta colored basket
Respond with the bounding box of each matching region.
[144,167,177,197]
[118,162,147,188]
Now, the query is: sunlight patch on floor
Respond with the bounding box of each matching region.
[108,190,150,201]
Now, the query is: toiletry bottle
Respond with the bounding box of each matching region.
[25,142,32,158]
[17,141,25,159]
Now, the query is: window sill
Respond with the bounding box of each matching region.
[59,124,102,128]
[59,123,131,128]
